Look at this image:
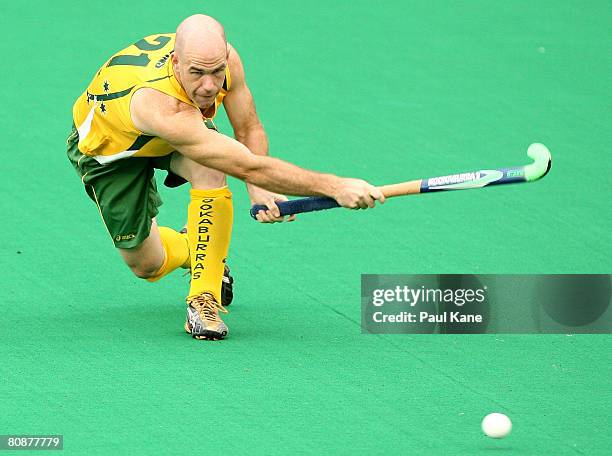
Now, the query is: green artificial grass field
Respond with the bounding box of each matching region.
[1,1,610,454]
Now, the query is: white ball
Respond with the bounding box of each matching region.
[481,413,512,438]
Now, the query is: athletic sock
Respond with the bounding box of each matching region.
[187,187,233,302]
[146,226,190,282]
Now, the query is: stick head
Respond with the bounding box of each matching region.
[524,143,552,181]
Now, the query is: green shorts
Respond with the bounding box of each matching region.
[66,125,187,249]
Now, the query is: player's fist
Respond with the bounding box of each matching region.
[333,178,385,209]
[247,184,296,223]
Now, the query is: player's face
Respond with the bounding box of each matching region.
[173,50,227,110]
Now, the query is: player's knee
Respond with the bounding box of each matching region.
[189,168,226,189]
[119,241,165,280]
[128,261,161,279]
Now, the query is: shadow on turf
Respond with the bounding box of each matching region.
[81,302,273,343]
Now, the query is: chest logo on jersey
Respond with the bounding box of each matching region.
[155,52,172,69]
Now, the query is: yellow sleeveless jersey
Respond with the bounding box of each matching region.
[72,33,231,164]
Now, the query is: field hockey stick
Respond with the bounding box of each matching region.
[250,143,552,219]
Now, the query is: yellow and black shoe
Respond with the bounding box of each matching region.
[185,292,229,340]
[220,264,234,306]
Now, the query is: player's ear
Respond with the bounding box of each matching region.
[171,53,181,75]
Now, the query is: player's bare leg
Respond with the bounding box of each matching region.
[117,215,190,284]
[118,219,166,279]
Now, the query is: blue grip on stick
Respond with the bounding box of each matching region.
[250,197,340,219]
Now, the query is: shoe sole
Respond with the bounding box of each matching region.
[184,321,227,341]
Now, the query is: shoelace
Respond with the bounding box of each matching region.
[190,292,228,322]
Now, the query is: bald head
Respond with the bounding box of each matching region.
[175,14,227,60]
[172,14,229,110]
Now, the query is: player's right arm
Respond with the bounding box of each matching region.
[130,88,385,209]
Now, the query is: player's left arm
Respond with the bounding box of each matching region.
[223,44,295,223]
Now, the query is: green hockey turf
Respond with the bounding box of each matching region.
[1,1,610,454]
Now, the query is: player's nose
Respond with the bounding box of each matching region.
[201,76,216,92]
